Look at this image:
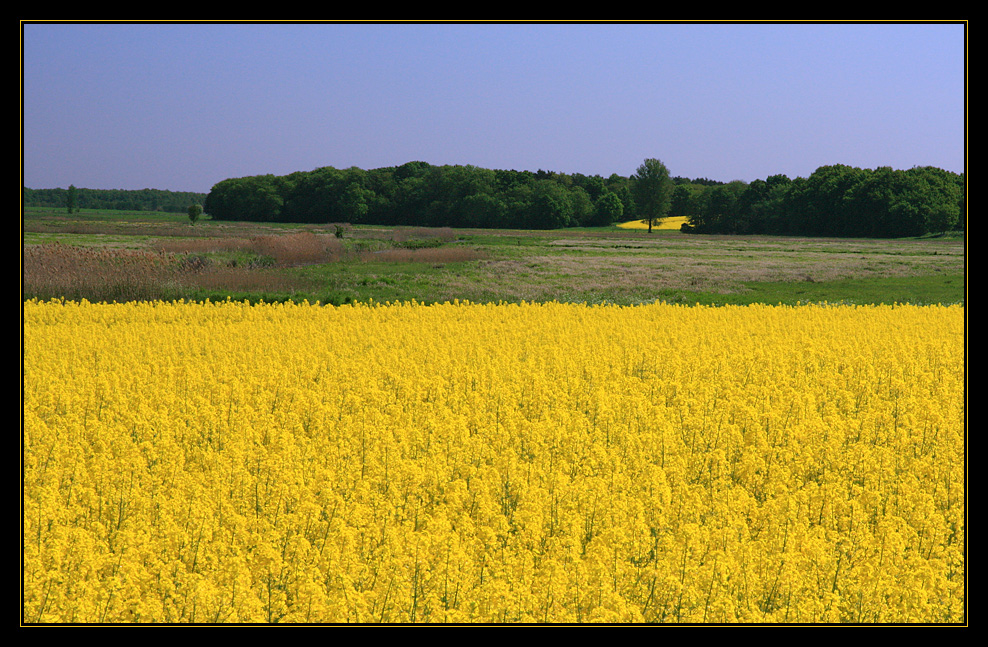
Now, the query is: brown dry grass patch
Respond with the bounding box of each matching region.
[153,231,345,266]
[23,243,182,302]
[245,232,345,266]
[22,242,320,302]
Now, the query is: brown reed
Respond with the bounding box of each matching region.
[23,243,181,302]
[247,232,345,266]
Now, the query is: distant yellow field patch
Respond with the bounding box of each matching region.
[617,216,687,230]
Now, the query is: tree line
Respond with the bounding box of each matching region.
[674,164,964,238]
[23,186,207,214]
[203,160,963,238]
[27,160,964,239]
[203,161,637,230]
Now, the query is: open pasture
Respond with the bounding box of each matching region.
[21,208,965,306]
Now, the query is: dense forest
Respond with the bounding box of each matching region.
[201,161,964,238]
[204,162,636,230]
[675,164,964,238]
[23,187,207,213]
[25,161,965,238]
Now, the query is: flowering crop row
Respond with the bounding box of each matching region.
[22,299,965,623]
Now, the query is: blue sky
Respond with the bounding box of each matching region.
[21,21,966,194]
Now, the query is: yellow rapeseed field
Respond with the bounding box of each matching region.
[22,299,965,624]
[617,216,688,230]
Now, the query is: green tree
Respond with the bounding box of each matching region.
[735,175,791,234]
[527,180,571,229]
[66,184,77,214]
[906,166,963,235]
[703,181,748,233]
[339,182,372,224]
[204,175,284,221]
[631,158,673,233]
[797,164,868,236]
[187,203,203,226]
[669,183,705,220]
[460,192,506,228]
[567,185,595,227]
[591,190,624,227]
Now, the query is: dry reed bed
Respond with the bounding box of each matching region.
[152,231,482,266]
[242,232,344,266]
[22,236,331,303]
[23,231,485,302]
[23,244,183,303]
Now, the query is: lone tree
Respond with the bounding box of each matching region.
[187,203,203,226]
[66,184,77,214]
[632,158,673,233]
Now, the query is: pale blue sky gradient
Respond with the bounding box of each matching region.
[22,21,966,193]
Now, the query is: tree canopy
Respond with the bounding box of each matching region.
[679,164,963,238]
[24,186,208,213]
[28,160,962,239]
[631,158,674,233]
[202,162,640,231]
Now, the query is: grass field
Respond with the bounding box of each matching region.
[21,208,965,307]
